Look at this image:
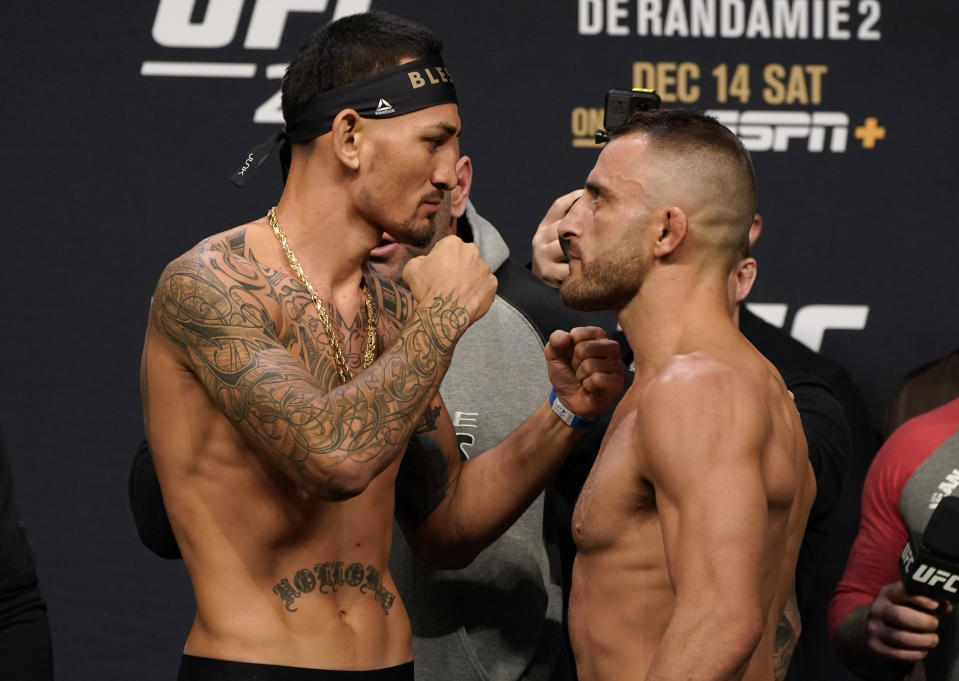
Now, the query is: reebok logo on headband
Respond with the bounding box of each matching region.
[375,98,395,116]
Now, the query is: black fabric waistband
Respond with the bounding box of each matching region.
[178,655,413,681]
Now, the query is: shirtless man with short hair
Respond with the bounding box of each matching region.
[558,109,816,681]
[140,12,623,679]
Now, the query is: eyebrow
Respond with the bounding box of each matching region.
[585,180,605,198]
[424,122,461,138]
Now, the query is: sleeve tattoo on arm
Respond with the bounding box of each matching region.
[149,239,468,496]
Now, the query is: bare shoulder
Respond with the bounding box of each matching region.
[150,222,281,351]
[638,354,771,470]
[642,353,766,418]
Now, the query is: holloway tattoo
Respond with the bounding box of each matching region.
[149,230,470,498]
[272,561,396,614]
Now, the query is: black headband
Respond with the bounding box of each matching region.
[230,55,457,187]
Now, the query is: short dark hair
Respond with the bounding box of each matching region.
[281,11,444,123]
[610,109,757,263]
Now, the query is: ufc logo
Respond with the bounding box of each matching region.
[900,542,916,573]
[745,303,869,352]
[152,0,373,49]
[911,565,959,593]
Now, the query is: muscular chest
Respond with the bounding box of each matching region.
[271,274,402,389]
[572,408,656,554]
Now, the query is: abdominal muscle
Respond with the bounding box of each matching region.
[186,565,413,671]
[569,524,674,681]
[157,416,413,671]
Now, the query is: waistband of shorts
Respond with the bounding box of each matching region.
[178,654,414,681]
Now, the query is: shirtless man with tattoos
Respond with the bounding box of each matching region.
[140,12,623,680]
[557,109,816,681]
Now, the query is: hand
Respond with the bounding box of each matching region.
[545,327,623,419]
[403,235,497,329]
[532,189,583,288]
[864,581,952,663]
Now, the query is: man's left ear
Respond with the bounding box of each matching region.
[653,207,688,257]
[450,155,473,219]
[330,109,362,171]
[733,257,758,304]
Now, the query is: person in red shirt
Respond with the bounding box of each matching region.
[828,397,959,680]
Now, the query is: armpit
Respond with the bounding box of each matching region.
[394,434,449,529]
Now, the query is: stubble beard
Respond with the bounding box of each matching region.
[371,209,447,285]
[358,185,438,249]
[396,210,437,249]
[560,253,644,311]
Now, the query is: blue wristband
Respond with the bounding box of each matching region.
[549,388,597,430]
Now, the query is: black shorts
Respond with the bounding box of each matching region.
[177,655,414,681]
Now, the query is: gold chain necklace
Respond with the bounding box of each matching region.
[268,206,377,384]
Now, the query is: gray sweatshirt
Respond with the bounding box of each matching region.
[389,203,577,681]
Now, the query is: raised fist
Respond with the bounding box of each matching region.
[403,235,497,333]
[545,326,623,419]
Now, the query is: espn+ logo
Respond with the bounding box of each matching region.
[711,110,850,153]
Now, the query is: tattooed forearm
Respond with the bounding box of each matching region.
[273,560,395,614]
[414,294,470,355]
[149,242,467,497]
[773,587,801,681]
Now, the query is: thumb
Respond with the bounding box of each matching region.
[401,254,422,282]
[545,329,573,363]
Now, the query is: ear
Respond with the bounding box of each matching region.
[450,155,473,219]
[653,206,688,258]
[748,213,763,247]
[732,257,758,304]
[330,109,362,171]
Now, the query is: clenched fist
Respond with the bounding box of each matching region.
[545,326,623,419]
[403,235,497,335]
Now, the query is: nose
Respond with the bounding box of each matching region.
[558,196,585,240]
[431,146,458,191]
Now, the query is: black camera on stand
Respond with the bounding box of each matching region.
[595,89,661,144]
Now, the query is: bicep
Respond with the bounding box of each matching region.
[149,253,341,486]
[642,377,769,606]
[150,252,292,396]
[653,445,768,604]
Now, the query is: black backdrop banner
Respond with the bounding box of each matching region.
[1,2,957,679]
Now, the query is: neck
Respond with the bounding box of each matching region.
[273,150,380,297]
[617,262,737,375]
